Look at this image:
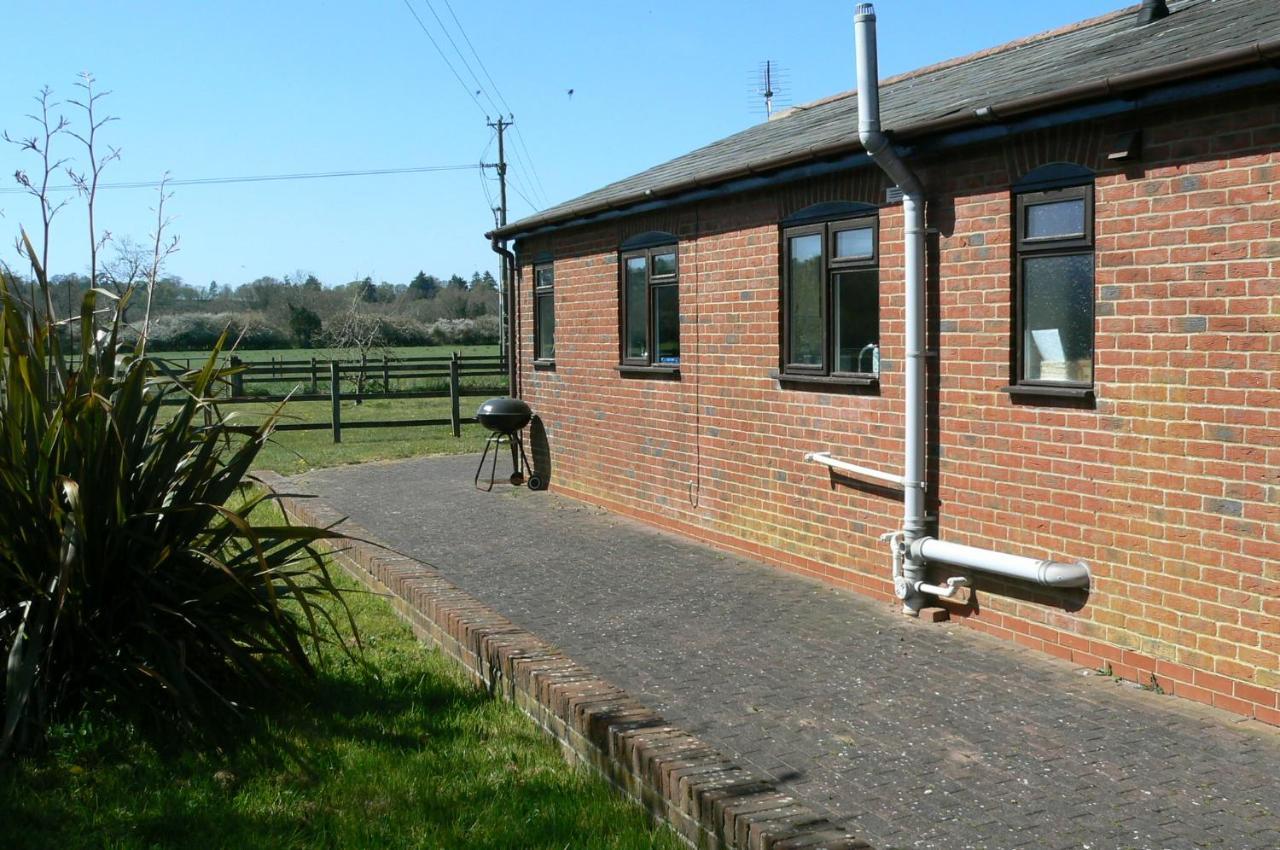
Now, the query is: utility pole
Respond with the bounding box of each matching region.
[484,116,511,363]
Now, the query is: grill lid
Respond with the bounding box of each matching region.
[476,397,532,434]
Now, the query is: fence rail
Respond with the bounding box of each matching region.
[162,351,508,443]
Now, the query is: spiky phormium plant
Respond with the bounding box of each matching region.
[0,235,352,756]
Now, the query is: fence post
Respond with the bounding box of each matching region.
[310,356,318,394]
[330,360,342,443]
[358,353,367,405]
[383,354,390,393]
[449,351,461,438]
[230,355,244,398]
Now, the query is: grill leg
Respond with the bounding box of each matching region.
[474,434,501,492]
[508,432,525,484]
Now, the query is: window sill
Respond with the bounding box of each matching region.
[616,364,680,378]
[771,371,879,389]
[532,359,556,371]
[1000,384,1094,400]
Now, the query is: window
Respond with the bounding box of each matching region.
[1014,182,1094,388]
[533,263,554,361]
[781,215,879,378]
[619,244,679,367]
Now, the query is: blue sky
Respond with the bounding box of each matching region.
[2,0,1122,290]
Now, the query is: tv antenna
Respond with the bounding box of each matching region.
[749,60,791,119]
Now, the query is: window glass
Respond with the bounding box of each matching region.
[834,270,879,373]
[536,292,555,359]
[834,227,874,260]
[1026,198,1085,239]
[788,233,823,367]
[651,251,677,277]
[1022,254,1093,383]
[625,256,648,360]
[653,285,680,364]
[535,266,554,289]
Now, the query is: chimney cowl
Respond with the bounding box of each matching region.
[1137,0,1170,25]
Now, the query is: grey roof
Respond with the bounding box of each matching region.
[496,0,1280,239]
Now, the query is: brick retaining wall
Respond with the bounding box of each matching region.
[264,477,870,850]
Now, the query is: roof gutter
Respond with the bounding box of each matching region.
[489,31,1280,242]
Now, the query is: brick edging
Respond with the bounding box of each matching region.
[259,474,870,850]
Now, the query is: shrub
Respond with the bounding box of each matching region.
[287,304,322,348]
[127,312,293,351]
[0,249,352,757]
[426,315,500,346]
[374,314,432,346]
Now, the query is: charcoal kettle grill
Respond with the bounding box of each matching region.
[474,397,541,491]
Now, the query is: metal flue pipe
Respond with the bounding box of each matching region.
[853,3,1090,608]
[856,3,929,614]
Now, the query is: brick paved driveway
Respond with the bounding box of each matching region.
[293,454,1279,850]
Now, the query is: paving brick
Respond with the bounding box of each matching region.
[294,456,1280,850]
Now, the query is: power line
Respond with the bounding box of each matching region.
[442,0,512,115]
[399,0,550,211]
[0,163,480,194]
[419,0,503,117]
[434,0,550,209]
[399,0,487,118]
[506,176,539,214]
[510,124,550,209]
[499,125,547,209]
[478,130,498,224]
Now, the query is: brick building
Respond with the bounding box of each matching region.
[488,0,1280,724]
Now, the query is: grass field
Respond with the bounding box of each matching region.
[153,345,507,475]
[237,398,494,474]
[0,569,682,850]
[148,344,502,367]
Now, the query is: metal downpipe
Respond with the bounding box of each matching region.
[856,3,928,615]
[489,236,519,399]
[855,3,1090,602]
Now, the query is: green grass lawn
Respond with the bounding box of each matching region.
[239,397,494,474]
[0,571,683,850]
[148,344,507,475]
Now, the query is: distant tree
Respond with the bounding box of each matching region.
[408,270,438,299]
[287,303,322,348]
[322,296,385,401]
[244,276,283,309]
[206,280,219,300]
[302,274,322,292]
[478,270,497,291]
[357,276,377,302]
[447,273,467,291]
[102,236,148,299]
[435,287,472,319]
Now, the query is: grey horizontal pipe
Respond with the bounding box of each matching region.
[910,538,1090,588]
[804,452,905,488]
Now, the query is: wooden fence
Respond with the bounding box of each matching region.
[163,352,508,443]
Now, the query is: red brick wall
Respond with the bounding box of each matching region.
[513,89,1280,725]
